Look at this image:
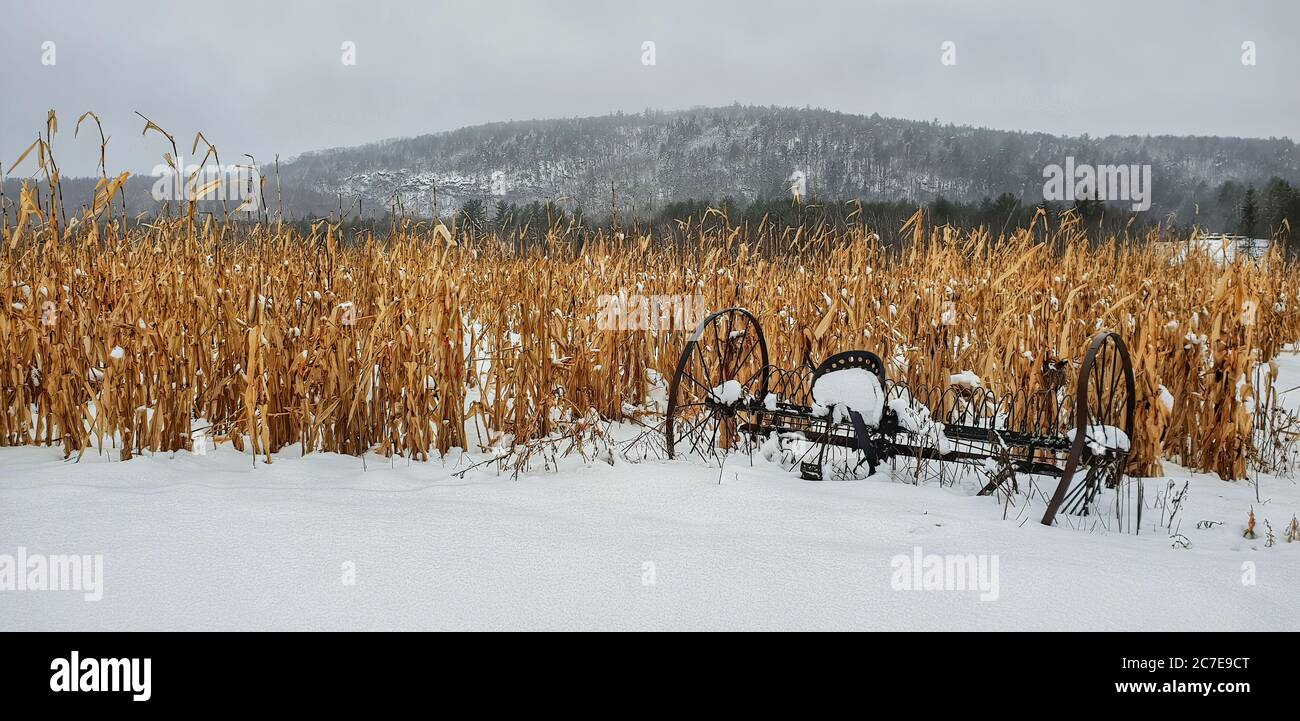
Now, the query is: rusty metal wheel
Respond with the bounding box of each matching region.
[1041,331,1135,525]
[665,307,769,463]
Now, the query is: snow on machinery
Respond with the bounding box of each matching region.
[664,307,1136,527]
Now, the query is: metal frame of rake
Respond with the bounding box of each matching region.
[664,307,1136,527]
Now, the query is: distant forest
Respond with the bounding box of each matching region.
[6,106,1300,243]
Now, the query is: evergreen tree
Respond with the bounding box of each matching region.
[1240,187,1258,238]
[458,198,486,233]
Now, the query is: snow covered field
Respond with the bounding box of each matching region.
[4,359,1300,631]
[2,443,1296,631]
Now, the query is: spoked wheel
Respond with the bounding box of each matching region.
[665,308,770,462]
[1042,331,1136,525]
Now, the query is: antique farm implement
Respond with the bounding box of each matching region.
[664,308,1136,527]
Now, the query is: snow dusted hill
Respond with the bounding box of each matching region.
[272,105,1300,220]
[13,106,1300,224]
[3,395,1299,631]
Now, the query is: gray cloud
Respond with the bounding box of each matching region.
[1,0,1296,177]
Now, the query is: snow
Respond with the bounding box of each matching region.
[888,395,953,455]
[708,380,744,405]
[2,438,1296,631]
[1067,425,1132,454]
[949,370,982,388]
[812,368,884,425]
[4,354,1300,631]
[1158,385,1175,413]
[1270,346,1300,415]
[1155,236,1271,265]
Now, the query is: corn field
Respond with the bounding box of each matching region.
[3,116,1298,480]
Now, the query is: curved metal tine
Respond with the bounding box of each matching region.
[995,391,1014,435]
[957,388,973,426]
[944,387,962,425]
[908,381,924,409]
[922,384,941,418]
[993,389,1009,432]
[1061,483,1087,516]
[795,367,809,397]
[944,387,959,424]
[798,367,813,404]
[965,389,983,428]
[767,366,786,401]
[902,381,925,417]
[1061,469,1097,515]
[763,366,779,396]
[773,367,795,405]
[1008,390,1025,435]
[760,365,780,400]
[979,388,998,429]
[925,385,941,420]
[935,386,948,421]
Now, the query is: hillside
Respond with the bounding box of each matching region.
[275,105,1300,223]
[9,106,1300,225]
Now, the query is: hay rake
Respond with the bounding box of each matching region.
[664,308,1137,527]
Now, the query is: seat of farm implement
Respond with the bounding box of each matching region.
[665,307,1136,527]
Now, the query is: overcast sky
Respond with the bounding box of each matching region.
[2,0,1296,177]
